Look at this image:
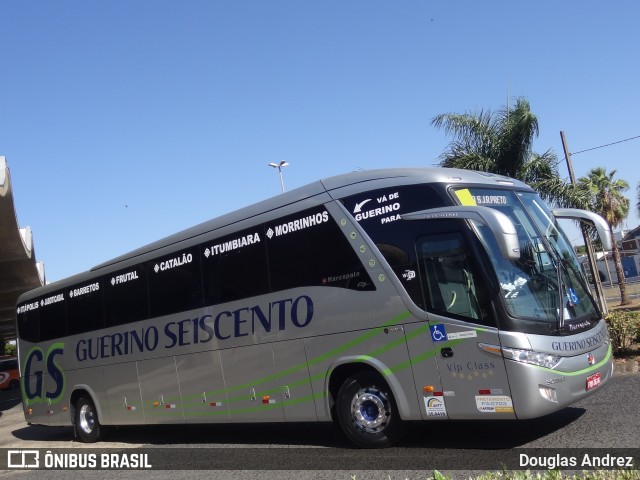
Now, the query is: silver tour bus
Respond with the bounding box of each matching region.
[16,168,614,448]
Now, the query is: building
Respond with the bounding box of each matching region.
[0,157,45,342]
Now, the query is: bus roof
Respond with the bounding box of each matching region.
[22,167,532,295]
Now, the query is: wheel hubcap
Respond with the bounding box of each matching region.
[79,404,95,434]
[351,387,390,433]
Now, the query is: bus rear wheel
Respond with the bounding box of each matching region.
[336,371,404,448]
[74,396,102,443]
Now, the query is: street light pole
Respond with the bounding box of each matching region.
[268,160,289,193]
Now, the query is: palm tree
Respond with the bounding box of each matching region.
[431,97,588,208]
[578,168,631,305]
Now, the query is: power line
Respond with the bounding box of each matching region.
[571,135,640,156]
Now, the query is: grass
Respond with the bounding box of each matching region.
[349,470,640,480]
[607,297,640,363]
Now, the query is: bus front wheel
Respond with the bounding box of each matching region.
[74,396,102,443]
[336,371,404,448]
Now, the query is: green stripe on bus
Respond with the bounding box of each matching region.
[530,344,613,376]
[177,309,413,403]
[110,314,485,412]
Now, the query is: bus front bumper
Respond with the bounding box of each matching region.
[505,342,614,419]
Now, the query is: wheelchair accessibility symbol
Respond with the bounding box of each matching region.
[430,324,448,342]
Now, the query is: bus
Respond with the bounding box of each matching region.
[0,356,19,390]
[15,168,614,448]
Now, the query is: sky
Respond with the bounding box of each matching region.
[1,0,639,283]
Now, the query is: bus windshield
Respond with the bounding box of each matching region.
[454,187,599,331]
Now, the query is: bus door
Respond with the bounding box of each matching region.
[416,228,516,419]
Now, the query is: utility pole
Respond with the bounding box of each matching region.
[560,131,608,315]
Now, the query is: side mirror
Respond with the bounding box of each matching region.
[552,209,612,251]
[402,206,520,261]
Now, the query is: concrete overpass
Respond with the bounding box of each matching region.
[0,156,45,342]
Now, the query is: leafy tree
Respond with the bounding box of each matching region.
[431,97,588,208]
[579,168,631,305]
[0,341,9,356]
[574,245,587,255]
[2,342,16,356]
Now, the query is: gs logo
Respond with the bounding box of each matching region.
[22,343,65,403]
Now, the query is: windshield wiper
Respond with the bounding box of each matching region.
[532,232,568,331]
[554,256,566,329]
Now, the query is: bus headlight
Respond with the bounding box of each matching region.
[501,347,561,369]
[478,343,561,369]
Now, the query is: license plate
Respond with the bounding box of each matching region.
[586,372,601,391]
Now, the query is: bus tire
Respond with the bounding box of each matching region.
[335,371,404,448]
[74,396,102,443]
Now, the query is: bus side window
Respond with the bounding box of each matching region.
[104,265,149,327]
[148,245,203,318]
[417,232,491,325]
[266,206,374,292]
[17,309,39,343]
[67,282,104,336]
[377,242,425,310]
[201,227,270,305]
[39,290,67,340]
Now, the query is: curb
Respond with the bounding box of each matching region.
[613,359,640,374]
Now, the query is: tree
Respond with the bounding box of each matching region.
[578,168,631,305]
[574,245,587,255]
[1,342,16,356]
[431,97,588,208]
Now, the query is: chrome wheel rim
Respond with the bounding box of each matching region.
[350,387,390,433]
[78,404,95,434]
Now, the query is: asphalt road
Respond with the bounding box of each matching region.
[1,374,638,479]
